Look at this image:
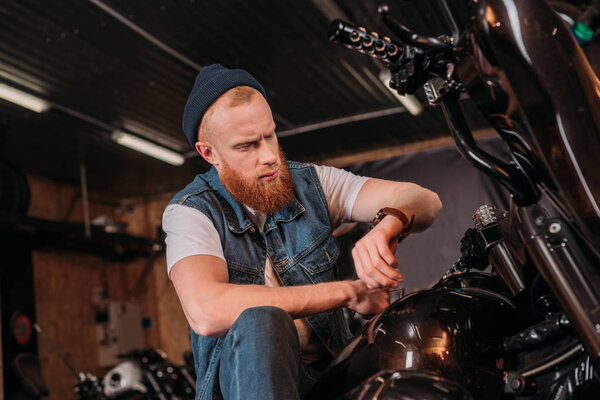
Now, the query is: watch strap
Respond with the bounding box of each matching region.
[371,207,415,239]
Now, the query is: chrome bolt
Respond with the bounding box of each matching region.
[535,216,545,226]
[549,222,562,234]
[511,378,522,391]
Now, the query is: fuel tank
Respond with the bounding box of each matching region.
[350,370,472,400]
[307,273,521,399]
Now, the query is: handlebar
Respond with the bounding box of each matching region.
[329,19,403,64]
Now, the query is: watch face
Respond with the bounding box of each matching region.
[371,209,386,228]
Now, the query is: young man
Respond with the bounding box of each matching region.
[163,64,442,400]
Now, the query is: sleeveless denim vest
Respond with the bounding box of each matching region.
[168,161,352,400]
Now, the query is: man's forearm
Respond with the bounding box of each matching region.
[352,178,442,233]
[192,281,354,337]
[385,184,441,233]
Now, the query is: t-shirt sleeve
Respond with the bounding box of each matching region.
[313,164,370,229]
[162,204,225,278]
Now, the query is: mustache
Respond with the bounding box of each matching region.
[256,164,281,178]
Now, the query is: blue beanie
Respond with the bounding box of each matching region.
[182,64,267,149]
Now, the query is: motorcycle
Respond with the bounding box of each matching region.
[74,350,195,400]
[307,0,600,398]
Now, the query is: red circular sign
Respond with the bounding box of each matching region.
[12,314,32,346]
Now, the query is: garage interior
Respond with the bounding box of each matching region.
[0,0,596,398]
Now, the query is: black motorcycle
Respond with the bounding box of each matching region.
[308,0,600,398]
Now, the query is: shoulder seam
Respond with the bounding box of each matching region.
[176,186,213,204]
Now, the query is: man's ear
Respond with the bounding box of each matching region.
[195,141,219,166]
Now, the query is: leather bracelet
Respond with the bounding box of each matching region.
[371,207,415,241]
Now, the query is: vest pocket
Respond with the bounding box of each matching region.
[297,234,339,276]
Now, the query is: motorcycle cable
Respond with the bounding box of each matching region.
[518,339,584,378]
[34,322,78,378]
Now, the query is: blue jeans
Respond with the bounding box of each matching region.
[218,306,321,400]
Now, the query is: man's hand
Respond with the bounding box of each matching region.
[351,215,405,289]
[349,179,442,289]
[345,280,390,315]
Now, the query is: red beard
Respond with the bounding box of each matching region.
[219,150,295,215]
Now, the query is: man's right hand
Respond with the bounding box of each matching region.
[345,280,390,315]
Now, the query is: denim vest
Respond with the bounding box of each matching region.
[168,161,352,400]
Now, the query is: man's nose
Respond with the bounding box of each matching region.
[258,141,277,165]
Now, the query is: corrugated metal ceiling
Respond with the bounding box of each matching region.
[0,0,489,198]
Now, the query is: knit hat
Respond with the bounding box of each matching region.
[182,64,267,149]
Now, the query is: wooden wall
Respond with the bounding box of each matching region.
[120,196,191,366]
[25,174,189,400]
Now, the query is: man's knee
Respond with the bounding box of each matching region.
[220,306,303,399]
[231,306,296,336]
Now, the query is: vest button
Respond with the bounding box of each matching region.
[249,226,256,233]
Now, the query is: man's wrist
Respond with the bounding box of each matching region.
[341,280,359,308]
[371,207,415,241]
[377,214,406,239]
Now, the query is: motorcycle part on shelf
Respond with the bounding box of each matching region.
[74,373,103,400]
[73,349,195,400]
[350,370,472,400]
[102,360,146,398]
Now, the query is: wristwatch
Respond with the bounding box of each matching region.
[371,207,415,241]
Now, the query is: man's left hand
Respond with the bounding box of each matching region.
[351,215,405,289]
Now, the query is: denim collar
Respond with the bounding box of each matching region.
[205,165,305,234]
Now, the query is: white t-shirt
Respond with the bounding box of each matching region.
[163,164,369,275]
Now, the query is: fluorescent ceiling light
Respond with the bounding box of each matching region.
[378,71,424,116]
[112,131,185,166]
[0,82,50,113]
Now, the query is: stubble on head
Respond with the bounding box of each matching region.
[219,148,295,215]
